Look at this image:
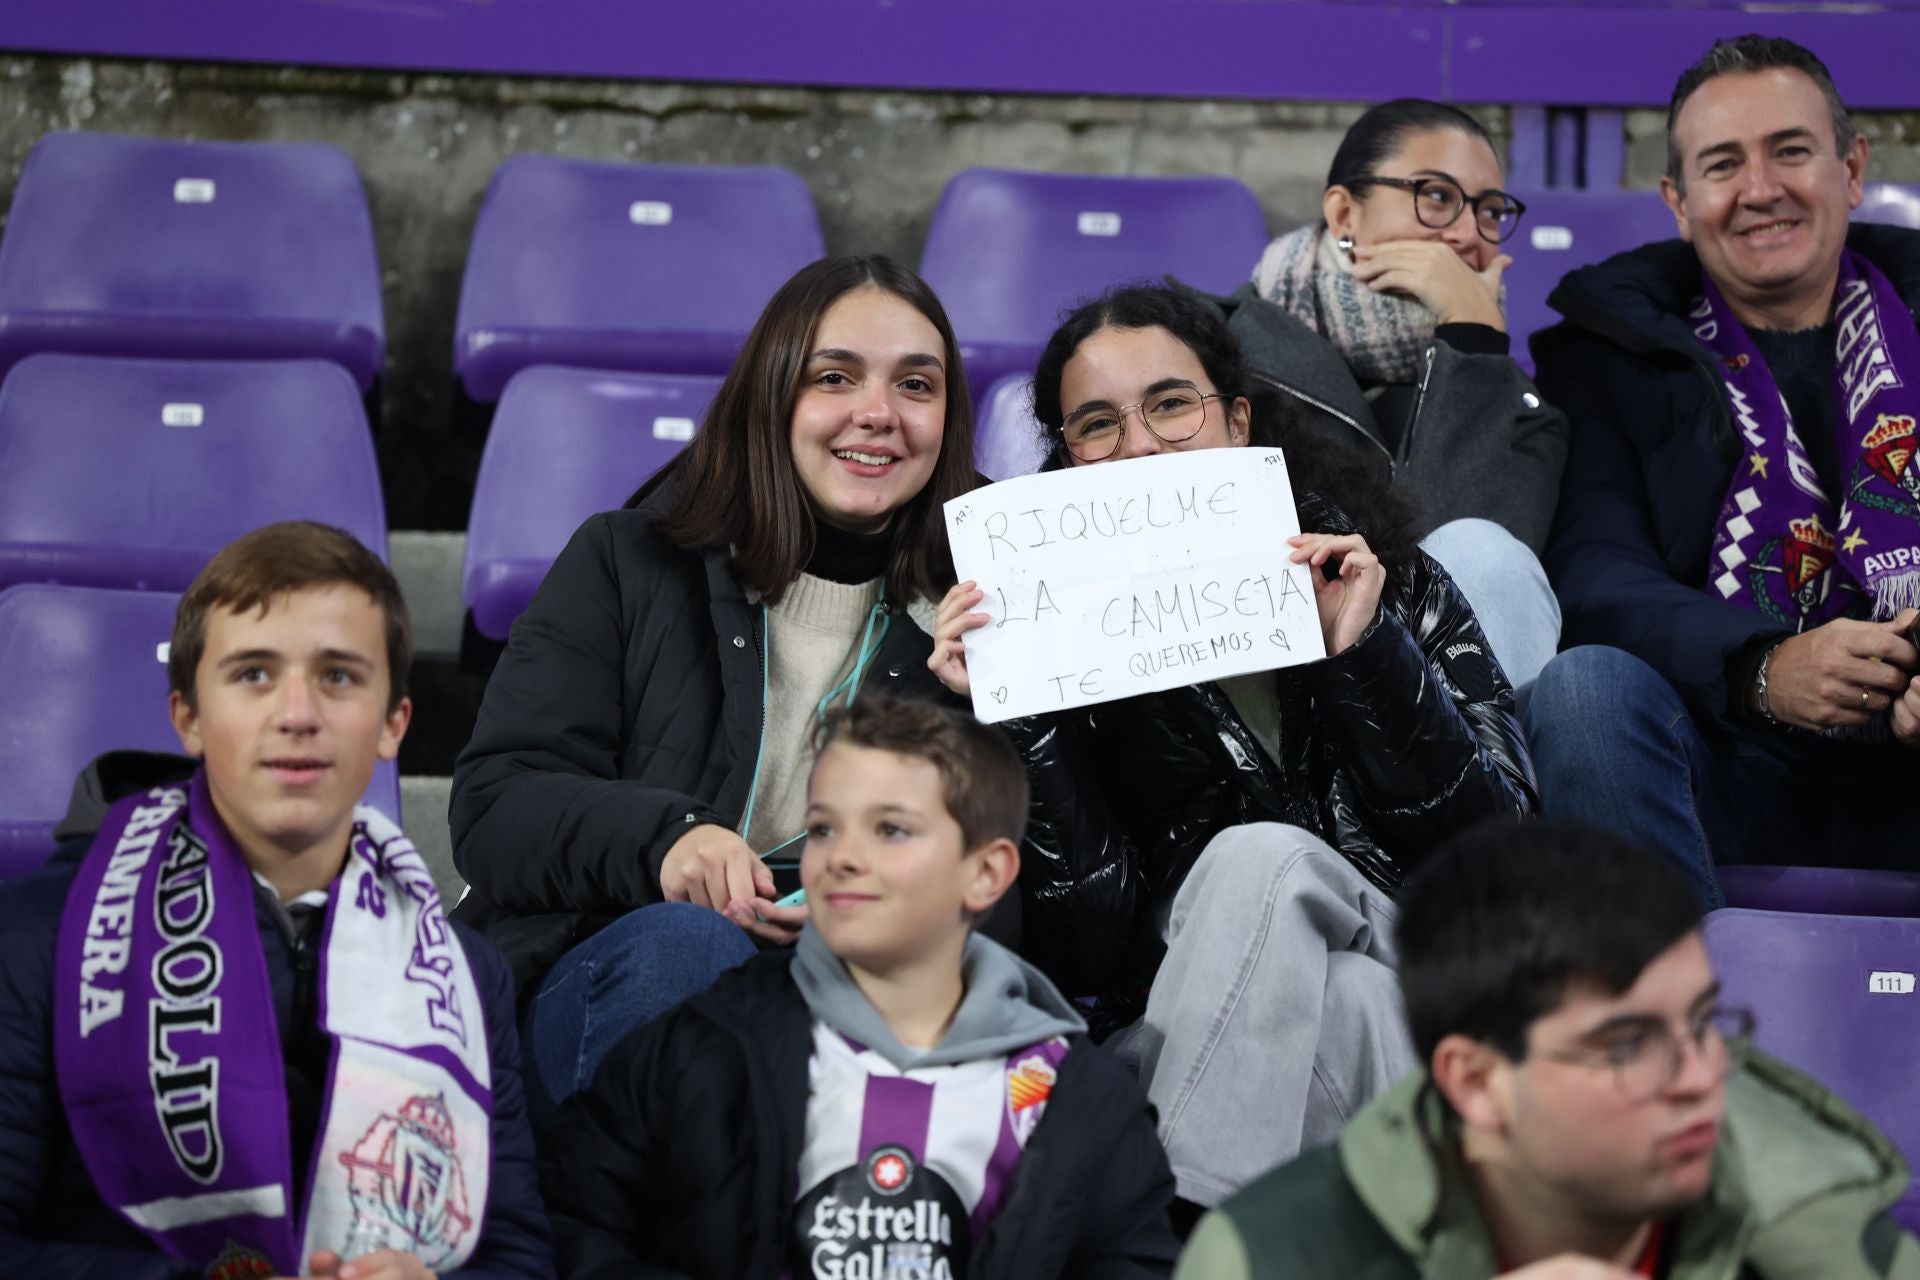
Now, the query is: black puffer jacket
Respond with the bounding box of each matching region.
[450,501,960,994]
[1010,492,1538,1003]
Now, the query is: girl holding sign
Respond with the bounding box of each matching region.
[928,285,1537,1220]
[451,255,979,1119]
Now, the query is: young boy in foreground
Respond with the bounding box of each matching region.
[540,696,1178,1278]
[0,522,554,1280]
[1178,821,1920,1280]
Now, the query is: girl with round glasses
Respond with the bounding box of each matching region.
[1242,99,1570,686]
[928,284,1537,1217]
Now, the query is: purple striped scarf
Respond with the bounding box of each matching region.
[1698,251,1920,628]
[53,772,491,1277]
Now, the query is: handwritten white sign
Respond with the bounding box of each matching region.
[943,448,1326,724]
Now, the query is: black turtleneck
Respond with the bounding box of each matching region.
[808,515,891,586]
[1747,324,1843,501]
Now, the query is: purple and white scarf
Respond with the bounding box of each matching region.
[53,772,491,1278]
[1698,251,1920,629]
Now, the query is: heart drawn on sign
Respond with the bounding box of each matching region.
[991,687,1009,704]
[1268,630,1290,650]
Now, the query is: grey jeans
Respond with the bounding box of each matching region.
[1107,823,1415,1206]
[1420,516,1562,690]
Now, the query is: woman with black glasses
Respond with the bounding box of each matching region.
[1239,99,1569,685]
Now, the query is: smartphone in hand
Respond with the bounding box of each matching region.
[759,831,805,897]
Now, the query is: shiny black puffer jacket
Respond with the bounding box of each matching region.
[1008,494,1539,1006]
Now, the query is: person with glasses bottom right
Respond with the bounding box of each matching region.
[1179,820,1920,1280]
[1222,100,1569,687]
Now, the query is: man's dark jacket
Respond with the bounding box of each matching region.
[1531,224,1920,724]
[538,951,1180,1280]
[0,752,556,1280]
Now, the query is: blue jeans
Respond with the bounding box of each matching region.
[1419,518,1562,690]
[1523,645,1918,906]
[520,902,756,1123]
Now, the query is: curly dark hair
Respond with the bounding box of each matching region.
[1028,283,1419,566]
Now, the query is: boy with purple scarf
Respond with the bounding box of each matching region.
[539,697,1178,1279]
[1526,35,1920,895]
[0,522,554,1280]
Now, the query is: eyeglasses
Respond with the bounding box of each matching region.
[1538,1006,1755,1104]
[1345,175,1528,244]
[1062,390,1224,462]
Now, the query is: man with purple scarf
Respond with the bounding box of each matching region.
[1525,35,1920,900]
[0,523,554,1280]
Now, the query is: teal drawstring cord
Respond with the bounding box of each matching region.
[815,602,892,722]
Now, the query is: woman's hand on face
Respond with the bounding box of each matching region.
[927,581,991,697]
[1350,240,1511,331]
[1289,532,1386,657]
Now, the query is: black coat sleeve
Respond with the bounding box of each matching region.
[1064,1083,1180,1279]
[446,928,557,1280]
[1007,711,1159,998]
[0,870,199,1280]
[1535,331,1786,721]
[451,515,727,918]
[537,1015,694,1280]
[1311,553,1539,864]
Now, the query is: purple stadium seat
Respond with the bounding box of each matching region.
[463,366,715,640]
[975,373,1047,481]
[1506,189,1679,373]
[1860,182,1920,230]
[919,168,1271,396]
[0,354,387,593]
[454,157,825,402]
[0,584,401,878]
[0,131,384,391]
[1717,865,1920,918]
[1705,908,1920,1230]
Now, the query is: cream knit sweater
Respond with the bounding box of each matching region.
[742,571,885,853]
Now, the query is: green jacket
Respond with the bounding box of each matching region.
[1178,1055,1919,1279]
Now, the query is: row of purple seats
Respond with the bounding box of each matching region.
[1,134,1272,414]
[0,354,388,594]
[0,584,401,878]
[1707,907,1920,1229]
[1504,183,1920,372]
[453,157,1271,404]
